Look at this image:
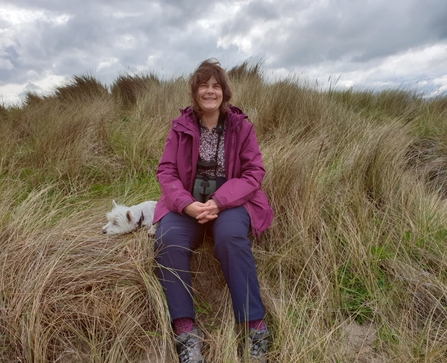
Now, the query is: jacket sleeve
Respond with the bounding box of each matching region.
[211,123,265,210]
[156,126,195,214]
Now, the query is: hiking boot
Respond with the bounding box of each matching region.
[246,327,269,363]
[174,328,205,363]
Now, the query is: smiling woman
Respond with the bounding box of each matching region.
[196,76,223,124]
[189,59,232,120]
[153,58,273,363]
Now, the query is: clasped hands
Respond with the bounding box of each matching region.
[184,199,220,224]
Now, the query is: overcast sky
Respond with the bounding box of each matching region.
[1,0,446,106]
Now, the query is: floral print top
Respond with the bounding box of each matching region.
[198,122,225,178]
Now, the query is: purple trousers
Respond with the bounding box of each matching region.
[154,206,265,323]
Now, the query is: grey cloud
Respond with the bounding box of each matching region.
[219,0,447,68]
[244,0,279,21]
[1,0,446,104]
[1,1,208,85]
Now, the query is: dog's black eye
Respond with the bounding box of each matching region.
[113,221,118,226]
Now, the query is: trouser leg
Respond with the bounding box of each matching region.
[212,206,265,323]
[154,212,204,321]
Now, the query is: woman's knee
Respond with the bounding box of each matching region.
[154,212,202,252]
[213,227,252,261]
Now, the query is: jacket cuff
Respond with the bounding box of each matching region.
[211,195,226,211]
[178,198,195,215]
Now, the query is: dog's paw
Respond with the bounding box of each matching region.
[147,223,158,236]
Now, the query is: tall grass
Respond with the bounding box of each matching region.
[1,63,447,362]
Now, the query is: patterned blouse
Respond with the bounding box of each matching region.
[198,122,226,178]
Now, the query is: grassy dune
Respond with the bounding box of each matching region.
[1,64,447,362]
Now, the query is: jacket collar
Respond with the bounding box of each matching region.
[172,107,198,133]
[175,105,247,131]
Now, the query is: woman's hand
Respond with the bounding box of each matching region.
[197,199,220,223]
[183,200,220,224]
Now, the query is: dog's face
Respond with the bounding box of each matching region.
[102,201,138,235]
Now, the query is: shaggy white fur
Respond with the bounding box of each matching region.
[102,200,157,235]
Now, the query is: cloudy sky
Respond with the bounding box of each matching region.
[1,0,446,106]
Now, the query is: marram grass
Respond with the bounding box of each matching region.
[1,64,447,362]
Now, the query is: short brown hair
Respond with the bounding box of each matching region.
[189,58,232,117]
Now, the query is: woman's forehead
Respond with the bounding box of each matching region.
[198,71,221,83]
[202,75,219,83]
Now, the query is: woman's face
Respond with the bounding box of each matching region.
[196,75,223,116]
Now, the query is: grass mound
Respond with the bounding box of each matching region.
[1,63,447,362]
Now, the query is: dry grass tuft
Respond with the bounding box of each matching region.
[112,73,161,109]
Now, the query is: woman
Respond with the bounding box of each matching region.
[153,59,273,363]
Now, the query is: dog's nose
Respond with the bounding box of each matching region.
[102,229,107,234]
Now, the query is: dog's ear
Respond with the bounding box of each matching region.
[126,210,133,223]
[113,200,118,208]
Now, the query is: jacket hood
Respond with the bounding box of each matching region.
[177,105,247,128]
[180,104,245,115]
[179,106,194,116]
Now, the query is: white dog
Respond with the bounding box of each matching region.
[102,200,158,235]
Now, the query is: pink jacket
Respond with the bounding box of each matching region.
[153,105,273,236]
